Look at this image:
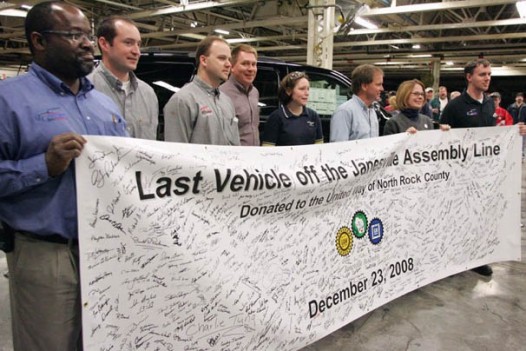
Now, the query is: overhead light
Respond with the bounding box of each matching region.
[408,54,431,58]
[20,5,32,10]
[390,45,400,50]
[190,21,198,28]
[214,29,230,35]
[517,1,526,18]
[0,8,28,17]
[445,61,454,65]
[354,16,378,30]
[412,44,421,49]
[153,81,180,93]
[179,33,206,40]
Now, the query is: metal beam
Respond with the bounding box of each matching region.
[359,0,518,17]
[333,32,526,47]
[93,0,141,11]
[339,18,526,36]
[127,0,255,20]
[140,16,306,39]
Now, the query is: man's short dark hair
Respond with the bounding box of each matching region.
[25,1,59,54]
[96,16,137,50]
[516,92,524,98]
[350,64,383,95]
[464,59,491,76]
[195,35,229,69]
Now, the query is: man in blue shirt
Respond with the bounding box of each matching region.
[330,64,383,141]
[0,2,127,350]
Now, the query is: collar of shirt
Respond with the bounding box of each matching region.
[97,61,138,92]
[351,94,373,112]
[228,75,253,94]
[30,62,94,96]
[193,75,220,97]
[281,105,307,119]
[462,90,490,105]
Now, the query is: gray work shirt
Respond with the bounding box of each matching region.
[163,76,240,145]
[330,95,379,142]
[89,62,158,140]
[219,75,260,146]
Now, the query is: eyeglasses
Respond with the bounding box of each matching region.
[411,92,425,97]
[40,30,96,43]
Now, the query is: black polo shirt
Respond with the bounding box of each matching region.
[440,91,496,128]
[262,105,323,146]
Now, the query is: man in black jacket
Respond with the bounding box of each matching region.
[507,92,524,124]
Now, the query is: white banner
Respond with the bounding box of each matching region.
[76,126,521,351]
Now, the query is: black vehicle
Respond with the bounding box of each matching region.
[133,52,353,142]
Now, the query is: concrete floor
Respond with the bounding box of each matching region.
[1,166,525,351]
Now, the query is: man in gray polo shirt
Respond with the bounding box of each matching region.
[89,16,158,140]
[164,36,240,145]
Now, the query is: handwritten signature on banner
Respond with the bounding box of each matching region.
[76,127,521,351]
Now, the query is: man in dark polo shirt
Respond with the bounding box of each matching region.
[441,59,494,277]
[440,59,495,130]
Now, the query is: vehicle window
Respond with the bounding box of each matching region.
[305,72,352,117]
[135,61,195,140]
[135,62,195,112]
[253,67,280,118]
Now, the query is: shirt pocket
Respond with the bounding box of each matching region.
[103,118,128,136]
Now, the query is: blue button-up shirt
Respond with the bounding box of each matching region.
[0,63,128,239]
[330,95,379,142]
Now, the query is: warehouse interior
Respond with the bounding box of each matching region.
[1,0,526,77]
[1,1,526,350]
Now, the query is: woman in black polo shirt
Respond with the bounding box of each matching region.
[262,71,323,146]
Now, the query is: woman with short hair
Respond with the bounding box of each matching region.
[383,79,450,135]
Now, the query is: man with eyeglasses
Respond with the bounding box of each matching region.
[164,35,240,145]
[89,16,159,140]
[330,64,384,141]
[0,2,128,350]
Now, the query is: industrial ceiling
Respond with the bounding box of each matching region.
[1,0,525,79]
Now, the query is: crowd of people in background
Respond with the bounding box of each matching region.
[2,2,526,350]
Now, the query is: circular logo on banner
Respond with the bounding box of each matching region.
[368,218,384,245]
[336,226,353,256]
[351,211,368,238]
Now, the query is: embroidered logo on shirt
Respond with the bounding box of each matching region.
[307,121,315,127]
[466,109,478,117]
[200,105,213,115]
[36,108,67,122]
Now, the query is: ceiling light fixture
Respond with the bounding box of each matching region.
[214,29,230,35]
[517,1,526,18]
[354,16,378,30]
[412,44,421,49]
[0,8,28,17]
[409,54,432,58]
